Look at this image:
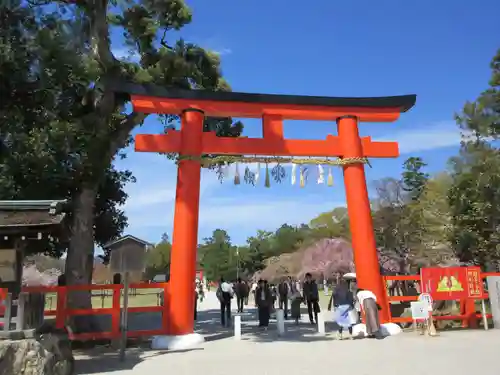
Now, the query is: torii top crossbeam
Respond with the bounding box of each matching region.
[110,81,416,158]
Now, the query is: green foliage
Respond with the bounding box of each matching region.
[309,208,350,240]
[448,142,500,268]
[198,229,237,281]
[456,49,500,139]
[401,157,429,201]
[399,172,455,268]
[1,0,243,287]
[0,3,133,256]
[447,49,500,270]
[143,233,171,280]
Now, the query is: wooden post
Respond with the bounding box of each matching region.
[481,299,489,330]
[55,286,67,329]
[3,293,12,331]
[15,292,26,330]
[466,299,478,328]
[111,284,121,337]
[120,271,130,362]
[161,282,170,333]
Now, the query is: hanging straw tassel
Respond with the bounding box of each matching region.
[255,163,261,184]
[327,167,334,186]
[234,163,241,185]
[291,163,297,185]
[264,163,271,188]
[317,165,325,184]
[299,166,305,188]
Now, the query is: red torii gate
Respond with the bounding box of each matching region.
[113,82,416,345]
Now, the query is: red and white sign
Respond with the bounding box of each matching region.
[420,266,484,300]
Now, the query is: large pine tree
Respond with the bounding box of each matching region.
[1,0,242,331]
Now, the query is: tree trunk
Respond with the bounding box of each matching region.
[64,185,100,333]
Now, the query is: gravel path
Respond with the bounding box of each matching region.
[77,292,500,375]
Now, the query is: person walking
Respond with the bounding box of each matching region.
[269,283,277,313]
[302,273,320,325]
[356,288,382,338]
[278,277,290,319]
[235,278,248,313]
[251,281,258,303]
[289,280,303,324]
[216,277,234,327]
[244,281,250,305]
[328,279,356,339]
[255,279,272,329]
[194,282,199,321]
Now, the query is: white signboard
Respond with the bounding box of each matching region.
[486,276,500,329]
[418,293,433,312]
[410,301,429,320]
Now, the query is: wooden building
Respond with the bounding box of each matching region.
[0,200,69,298]
[102,235,152,283]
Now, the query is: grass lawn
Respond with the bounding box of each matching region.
[44,289,162,311]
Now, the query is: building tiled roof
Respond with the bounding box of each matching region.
[103,234,152,249]
[0,200,68,228]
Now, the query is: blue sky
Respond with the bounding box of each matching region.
[112,0,499,246]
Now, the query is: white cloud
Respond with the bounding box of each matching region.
[126,190,345,244]
[125,187,176,209]
[198,196,343,232]
[376,121,463,155]
[123,156,222,211]
[213,48,232,56]
[185,36,232,57]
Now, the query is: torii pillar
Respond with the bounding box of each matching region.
[115,80,416,349]
[338,116,389,321]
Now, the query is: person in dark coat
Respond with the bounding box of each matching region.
[278,277,290,319]
[302,273,320,324]
[255,279,272,329]
[235,278,249,313]
[194,288,198,321]
[244,281,250,305]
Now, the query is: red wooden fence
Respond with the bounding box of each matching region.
[11,282,169,341]
[1,271,498,341]
[383,272,500,327]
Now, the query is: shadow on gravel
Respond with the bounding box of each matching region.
[194,307,337,343]
[74,305,341,374]
[74,347,204,374]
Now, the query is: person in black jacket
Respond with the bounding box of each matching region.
[302,273,320,324]
[278,277,290,319]
[194,287,198,321]
[234,278,249,313]
[255,279,272,329]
